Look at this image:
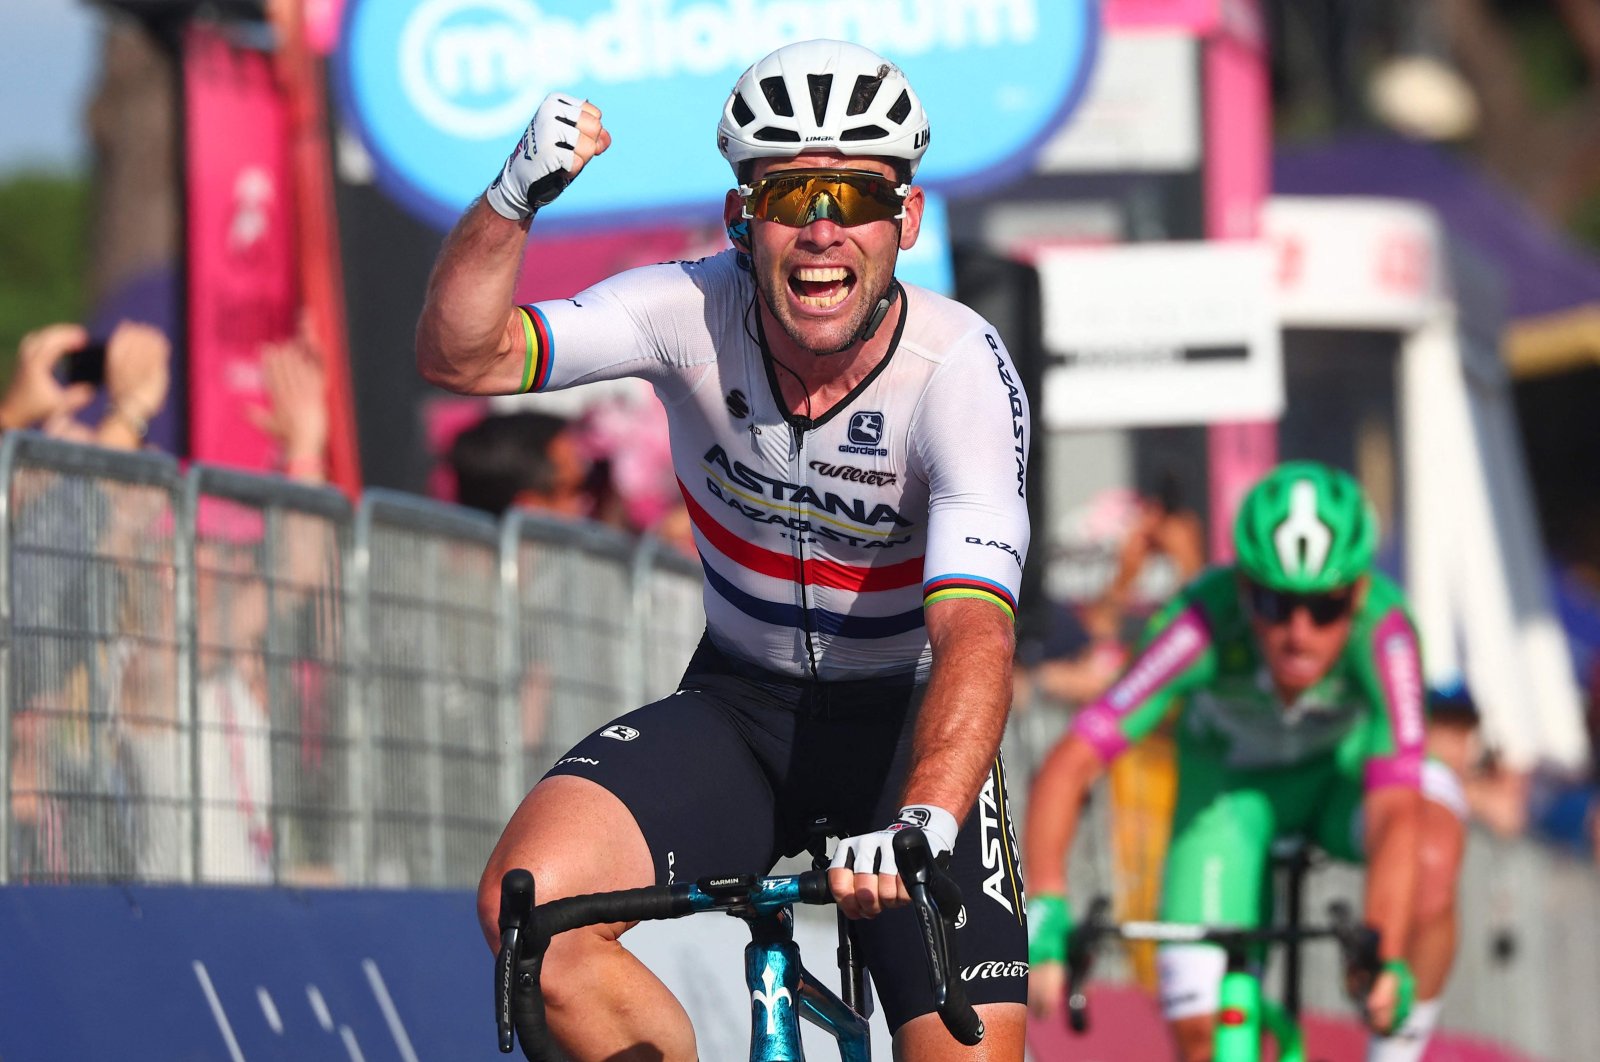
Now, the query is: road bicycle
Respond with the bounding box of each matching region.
[1063,840,1385,1062]
[494,825,983,1060]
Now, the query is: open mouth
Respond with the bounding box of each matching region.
[788,266,855,310]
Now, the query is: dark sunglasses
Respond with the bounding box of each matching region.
[739,168,908,227]
[1245,581,1355,627]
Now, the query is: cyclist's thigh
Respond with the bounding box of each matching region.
[1158,765,1275,1020]
[540,690,778,886]
[858,756,1028,1034]
[1162,766,1276,926]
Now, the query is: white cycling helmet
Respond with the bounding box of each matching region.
[717,39,931,180]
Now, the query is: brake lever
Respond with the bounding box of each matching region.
[497,869,534,1053]
[893,828,985,1046]
[1065,895,1111,1034]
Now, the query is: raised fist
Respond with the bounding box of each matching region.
[485,93,612,221]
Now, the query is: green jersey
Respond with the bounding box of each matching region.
[1071,567,1426,790]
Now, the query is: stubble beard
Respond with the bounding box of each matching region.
[757,260,894,357]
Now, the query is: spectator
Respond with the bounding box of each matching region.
[1424,679,1529,840]
[250,329,331,483]
[1014,600,1124,712]
[191,329,340,883]
[0,321,170,450]
[1088,474,1206,643]
[447,410,588,519]
[4,321,174,881]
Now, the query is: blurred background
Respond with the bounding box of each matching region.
[4,1,1600,1059]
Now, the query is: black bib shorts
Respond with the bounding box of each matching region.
[543,635,1028,1031]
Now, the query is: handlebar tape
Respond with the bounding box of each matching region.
[501,879,696,1060]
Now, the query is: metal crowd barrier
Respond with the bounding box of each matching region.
[7,435,1600,1060]
[0,435,705,889]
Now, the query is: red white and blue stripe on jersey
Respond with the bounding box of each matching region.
[681,479,1016,639]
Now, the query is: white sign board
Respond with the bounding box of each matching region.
[1036,242,1282,429]
[1036,32,1201,174]
[1263,196,1446,330]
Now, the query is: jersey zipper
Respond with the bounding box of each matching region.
[790,421,823,683]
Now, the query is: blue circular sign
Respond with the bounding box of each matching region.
[336,0,1100,231]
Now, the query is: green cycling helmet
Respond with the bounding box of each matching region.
[1233,460,1377,592]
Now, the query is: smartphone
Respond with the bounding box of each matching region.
[61,341,108,386]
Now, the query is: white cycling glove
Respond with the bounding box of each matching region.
[830,805,960,877]
[484,92,586,221]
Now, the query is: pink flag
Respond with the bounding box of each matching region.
[184,24,297,471]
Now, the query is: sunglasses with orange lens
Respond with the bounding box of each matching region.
[739,169,908,227]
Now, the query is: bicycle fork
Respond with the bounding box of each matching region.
[1215,961,1306,1062]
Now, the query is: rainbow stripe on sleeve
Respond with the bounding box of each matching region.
[515,305,554,393]
[923,574,1016,621]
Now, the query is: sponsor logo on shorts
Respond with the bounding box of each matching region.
[553,756,599,768]
[953,905,968,929]
[978,770,1018,917]
[961,961,1028,981]
[601,724,640,741]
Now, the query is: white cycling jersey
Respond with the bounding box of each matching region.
[517,249,1030,680]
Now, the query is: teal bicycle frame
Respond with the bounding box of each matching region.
[496,827,982,1061]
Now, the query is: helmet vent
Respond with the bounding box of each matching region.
[753,126,801,143]
[731,94,755,128]
[807,73,834,126]
[847,73,883,116]
[840,124,888,142]
[760,76,794,117]
[886,90,912,124]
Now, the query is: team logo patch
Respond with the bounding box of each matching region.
[601,724,640,742]
[848,411,884,446]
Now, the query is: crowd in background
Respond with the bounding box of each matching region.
[5,317,1599,886]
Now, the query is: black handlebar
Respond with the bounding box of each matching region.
[1063,894,1385,1036]
[493,827,982,1058]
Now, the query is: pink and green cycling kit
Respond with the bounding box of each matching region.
[1071,567,1428,941]
[1072,566,1426,791]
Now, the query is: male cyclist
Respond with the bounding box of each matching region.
[417,39,1029,1061]
[1023,461,1464,1062]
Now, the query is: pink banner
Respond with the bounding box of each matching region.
[1201,0,1276,559]
[1104,0,1221,31]
[184,24,298,471]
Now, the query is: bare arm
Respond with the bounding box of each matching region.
[1021,734,1106,896]
[898,597,1017,818]
[827,597,1015,918]
[414,200,534,395]
[415,97,611,395]
[1361,784,1422,1031]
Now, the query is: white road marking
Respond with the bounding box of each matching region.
[257,986,283,1034]
[340,1024,367,1062]
[307,984,335,1031]
[363,959,420,1062]
[192,961,247,1062]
